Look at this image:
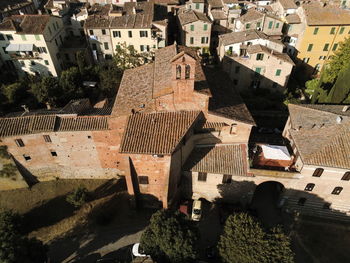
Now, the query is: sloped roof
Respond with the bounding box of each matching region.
[0,15,51,34]
[0,115,109,138]
[184,144,247,176]
[247,44,294,65]
[285,14,301,24]
[278,0,297,9]
[237,9,264,23]
[290,123,350,169]
[113,45,211,117]
[219,29,268,46]
[178,9,211,26]
[288,104,350,130]
[302,2,350,26]
[288,104,350,169]
[120,111,201,155]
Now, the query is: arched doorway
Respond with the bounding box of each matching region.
[250,181,284,227]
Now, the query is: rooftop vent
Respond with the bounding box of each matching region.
[342,105,349,112]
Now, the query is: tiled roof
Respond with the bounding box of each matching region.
[247,44,294,65]
[290,123,350,169]
[285,14,301,24]
[0,15,51,34]
[113,63,155,116]
[56,116,109,131]
[278,0,297,9]
[0,115,109,138]
[237,9,264,23]
[211,10,227,20]
[184,144,247,176]
[120,111,201,155]
[205,67,256,125]
[219,29,268,46]
[288,104,350,169]
[85,15,111,29]
[302,2,350,26]
[208,0,224,8]
[288,104,350,130]
[112,45,211,117]
[0,115,56,137]
[178,9,211,26]
[202,121,228,130]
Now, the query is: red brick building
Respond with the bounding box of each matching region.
[0,44,255,207]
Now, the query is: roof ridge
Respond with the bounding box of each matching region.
[291,104,350,116]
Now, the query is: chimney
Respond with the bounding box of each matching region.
[132,7,136,14]
[38,9,42,15]
[336,116,343,124]
[342,105,349,112]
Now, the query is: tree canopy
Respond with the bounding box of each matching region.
[311,37,350,103]
[218,213,294,263]
[114,42,153,70]
[140,209,199,263]
[0,210,47,263]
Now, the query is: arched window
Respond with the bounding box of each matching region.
[185,64,191,79]
[312,168,323,177]
[341,172,350,181]
[176,65,181,79]
[331,187,343,195]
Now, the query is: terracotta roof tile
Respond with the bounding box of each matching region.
[302,2,350,26]
[219,29,268,46]
[57,116,109,131]
[0,115,56,137]
[1,15,51,34]
[237,9,264,23]
[120,111,201,155]
[184,144,247,176]
[178,9,211,26]
[285,14,301,24]
[278,0,297,9]
[290,123,350,169]
[288,104,350,130]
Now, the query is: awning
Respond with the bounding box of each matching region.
[6,43,34,52]
[261,145,291,161]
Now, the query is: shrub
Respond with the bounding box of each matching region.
[0,146,10,159]
[66,186,89,208]
[0,164,17,178]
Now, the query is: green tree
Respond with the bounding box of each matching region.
[304,78,319,100]
[76,50,88,74]
[323,37,350,83]
[31,76,60,107]
[114,42,152,70]
[66,186,89,208]
[1,82,27,104]
[218,213,294,263]
[140,209,199,263]
[59,67,84,103]
[97,62,123,97]
[326,62,350,103]
[0,210,47,263]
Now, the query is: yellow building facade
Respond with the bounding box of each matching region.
[296,2,350,74]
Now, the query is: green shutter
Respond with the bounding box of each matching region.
[307,44,313,52]
[44,60,49,65]
[203,24,208,31]
[246,23,250,29]
[257,22,261,28]
[21,35,26,41]
[276,69,281,76]
[276,23,280,29]
[268,21,273,29]
[323,43,329,51]
[190,37,194,44]
[339,27,345,34]
[332,43,338,51]
[195,3,200,9]
[330,27,336,34]
[35,35,40,40]
[190,25,194,31]
[255,67,261,74]
[313,27,319,35]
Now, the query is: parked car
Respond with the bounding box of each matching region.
[191,199,202,221]
[132,243,150,257]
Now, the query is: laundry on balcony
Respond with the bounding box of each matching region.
[5,44,34,52]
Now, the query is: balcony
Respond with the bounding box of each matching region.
[9,51,41,60]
